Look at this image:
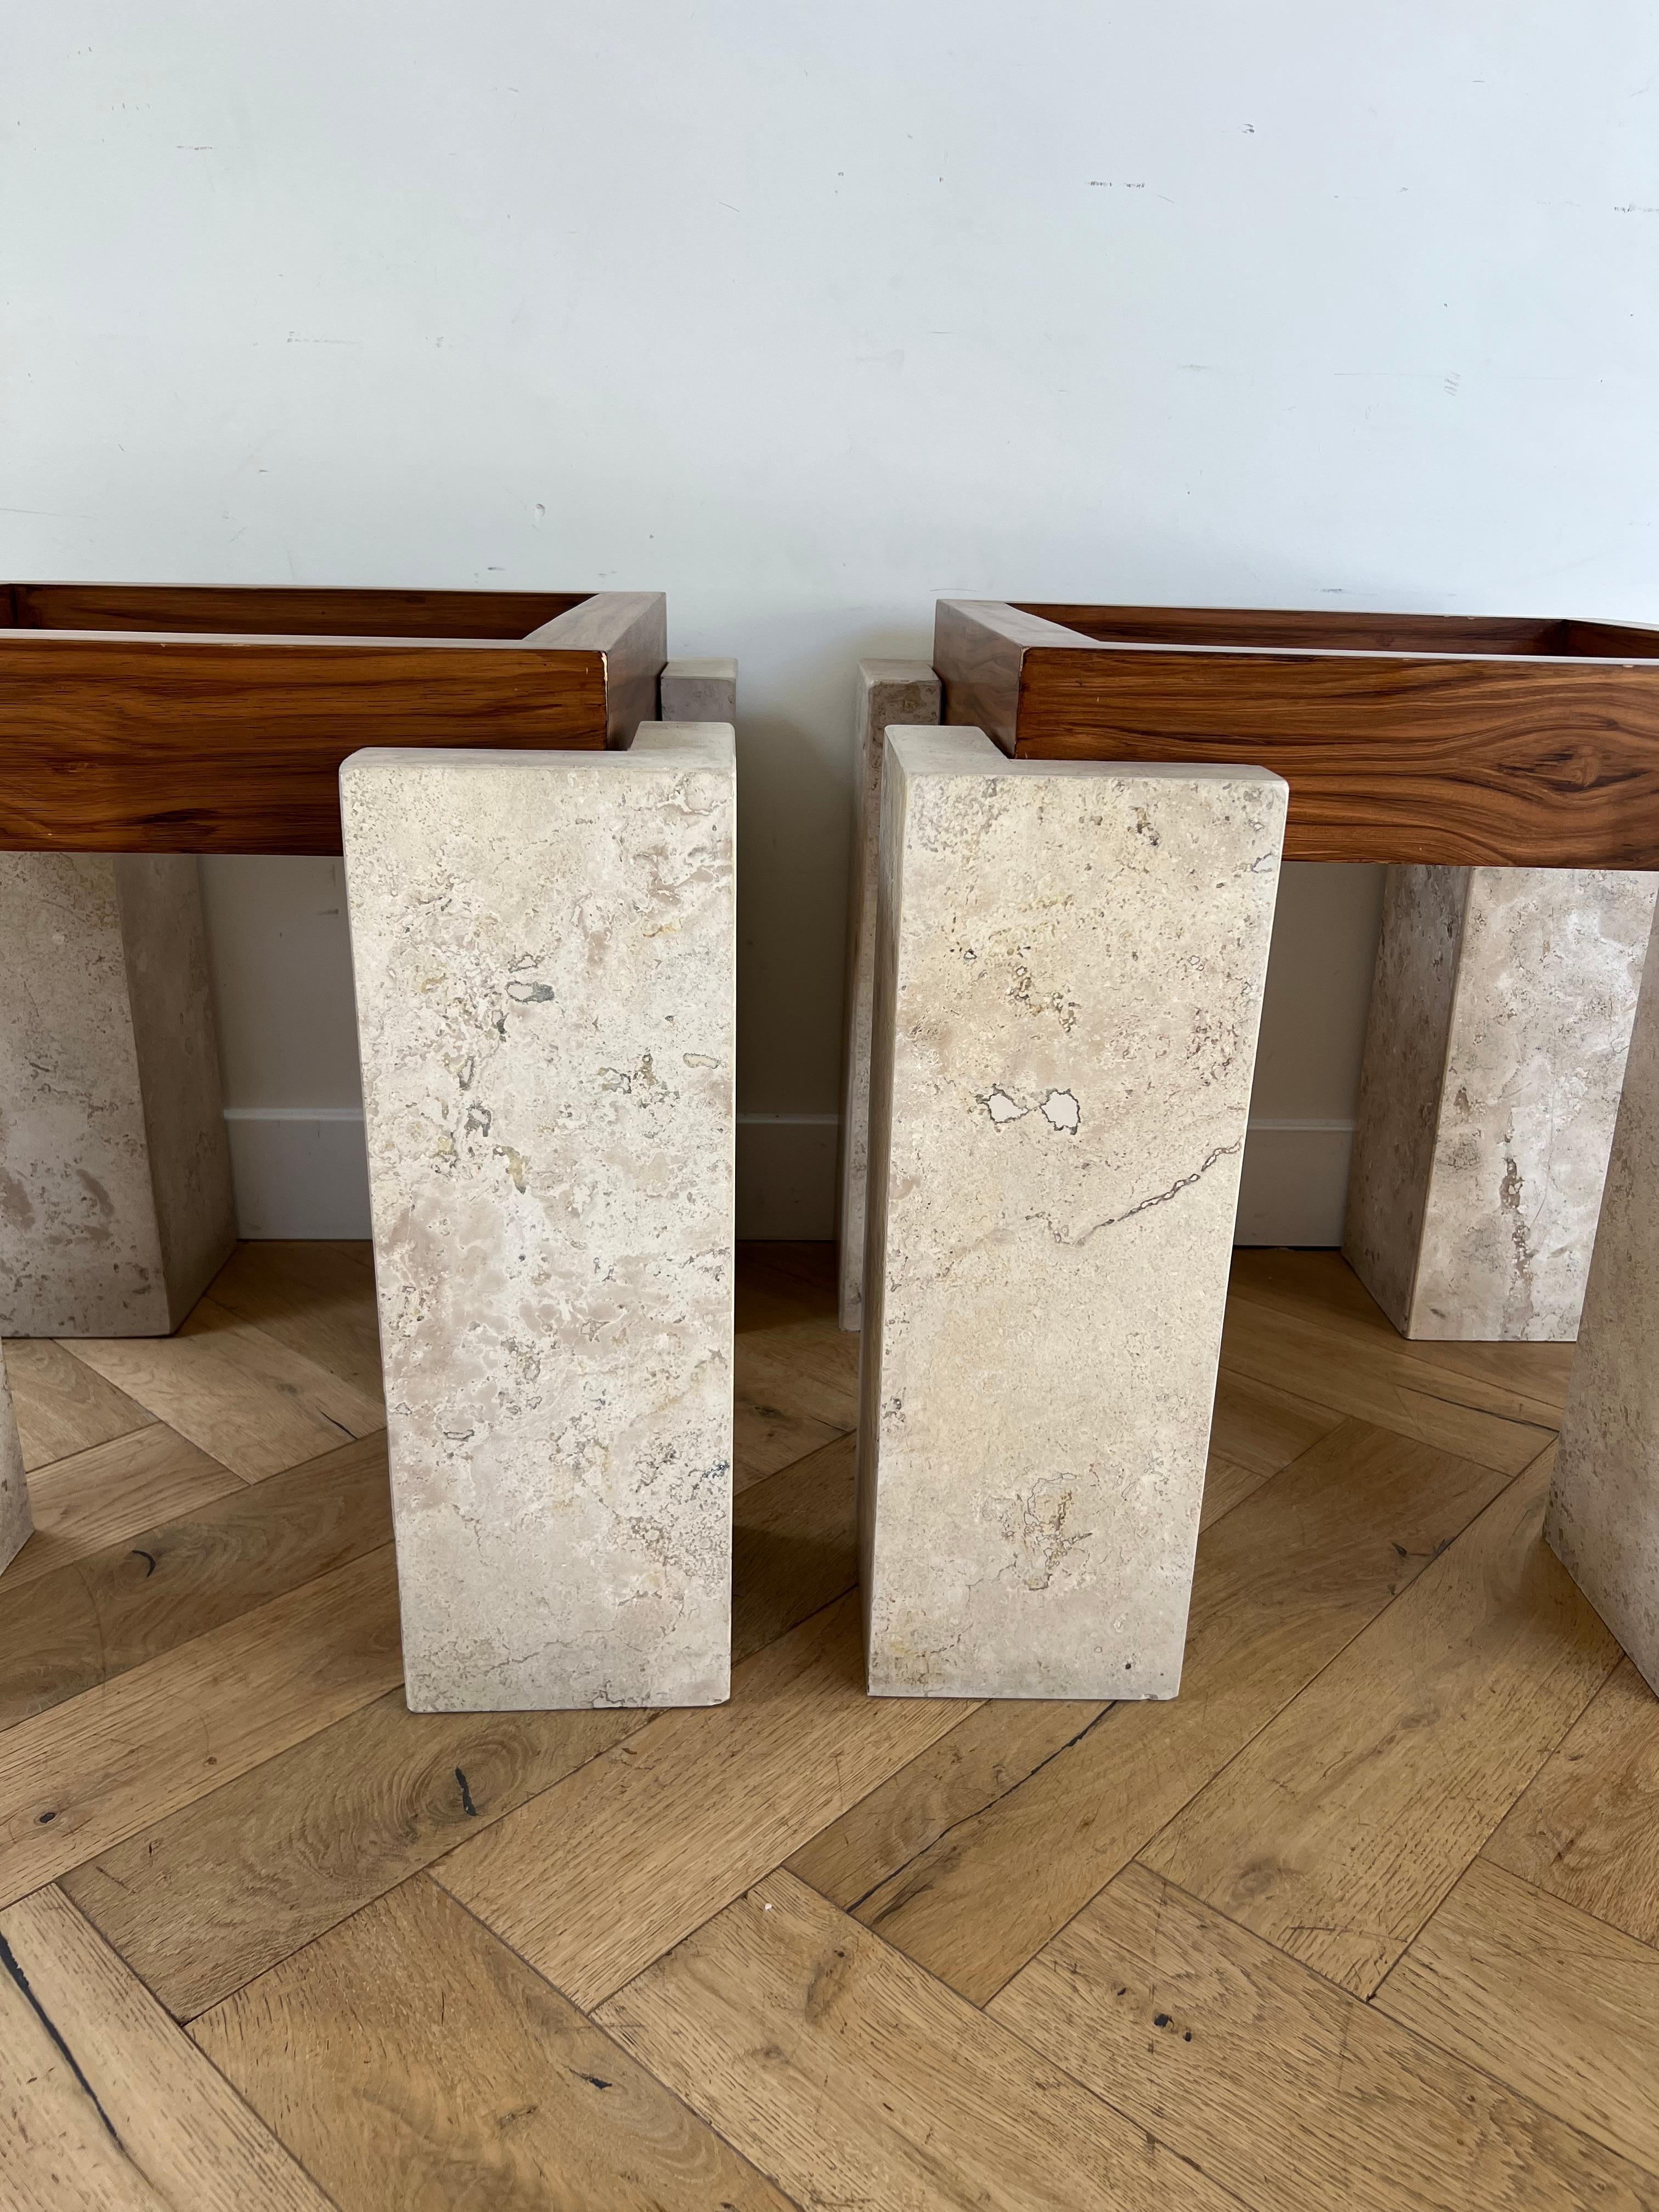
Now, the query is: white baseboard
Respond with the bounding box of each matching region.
[223,1108,374,1240]
[1234,1119,1353,1247]
[222,1108,1352,1248]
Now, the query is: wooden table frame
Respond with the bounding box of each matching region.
[0,585,667,854]
[933,600,1659,867]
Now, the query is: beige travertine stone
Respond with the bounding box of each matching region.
[0,854,235,1336]
[1548,906,1659,1692]
[860,728,1287,1700]
[0,1346,29,1577]
[1346,866,1657,1341]
[659,657,737,724]
[342,727,736,1713]
[837,660,941,1330]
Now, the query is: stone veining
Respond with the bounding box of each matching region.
[342,727,736,1712]
[859,726,1286,1700]
[1346,866,1658,1341]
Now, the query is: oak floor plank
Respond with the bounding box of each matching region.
[989,1861,1656,2212]
[1144,1446,1620,1997]
[65,1297,384,1480]
[0,1546,402,1906]
[189,1874,792,2212]
[68,1427,858,2020]
[736,1239,839,1301]
[0,1424,241,1594]
[0,1884,330,2211]
[1376,1858,1659,2176]
[1220,1295,1555,1470]
[437,1594,973,2010]
[8,1237,1648,2207]
[1206,1366,1346,1479]
[733,1259,858,1487]
[786,1696,1102,1910]
[0,1433,391,1725]
[1197,1449,1271,1531]
[1228,1246,1573,1423]
[597,1868,1240,2212]
[204,1239,384,1406]
[1483,1657,1659,1948]
[2,1336,155,1471]
[732,1396,845,1493]
[812,1418,1511,2001]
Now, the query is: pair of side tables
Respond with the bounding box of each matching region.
[1,588,1657,1713]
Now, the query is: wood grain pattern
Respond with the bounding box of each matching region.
[933,600,1659,865]
[0,1547,400,1906]
[805,1418,1511,2002]
[3,1237,1645,2206]
[1219,1293,1555,1468]
[1020,645,1659,865]
[1,1425,240,1594]
[1376,1858,1659,2175]
[201,1240,383,1402]
[1561,617,1659,658]
[0,590,666,854]
[1228,1245,1574,1423]
[2,1337,155,1471]
[598,1869,1241,2212]
[66,1430,857,2019]
[1206,1366,1346,1479]
[1197,1448,1276,1529]
[0,1435,391,1725]
[5,582,590,639]
[437,1594,972,2009]
[601,1876,1248,2212]
[1015,602,1600,655]
[1144,1447,1620,1996]
[190,1874,790,2212]
[991,1862,1657,2212]
[1483,1657,1659,1947]
[65,1299,383,1479]
[526,588,668,749]
[0,1885,330,2212]
[733,1250,857,1486]
[786,1695,1103,1910]
[0,634,606,853]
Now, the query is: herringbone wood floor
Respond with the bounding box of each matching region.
[2,1239,1657,2209]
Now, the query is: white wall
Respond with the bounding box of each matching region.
[7,3,1658,1238]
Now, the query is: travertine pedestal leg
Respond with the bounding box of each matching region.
[0,1346,29,1577]
[1548,908,1659,1692]
[1345,867,1657,1341]
[660,657,737,724]
[0,855,236,1335]
[860,728,1286,1699]
[342,727,737,1712]
[837,659,941,1329]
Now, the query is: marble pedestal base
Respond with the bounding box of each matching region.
[1345,866,1658,1341]
[343,727,737,1713]
[0,855,236,1336]
[837,660,941,1329]
[1548,906,1659,1692]
[859,728,1286,1700]
[0,1348,29,1577]
[659,657,737,725]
